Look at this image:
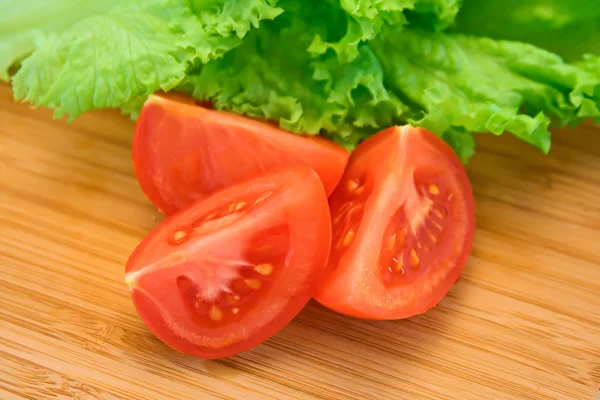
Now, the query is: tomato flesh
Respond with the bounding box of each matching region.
[126,167,331,358]
[133,93,349,215]
[315,126,475,320]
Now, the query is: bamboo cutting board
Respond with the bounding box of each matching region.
[1,82,599,400]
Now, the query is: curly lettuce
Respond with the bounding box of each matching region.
[10,0,282,119]
[0,0,122,81]
[3,0,600,161]
[456,0,600,62]
[183,9,600,160]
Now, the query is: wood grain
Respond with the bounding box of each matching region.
[1,82,599,400]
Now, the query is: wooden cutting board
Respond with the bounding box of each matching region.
[1,83,599,400]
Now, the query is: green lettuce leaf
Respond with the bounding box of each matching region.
[183,0,464,148]
[6,0,600,161]
[183,4,600,161]
[405,0,460,31]
[181,11,353,136]
[181,5,408,149]
[306,0,460,63]
[0,0,122,81]
[307,0,414,63]
[11,0,282,119]
[371,28,600,159]
[456,0,600,62]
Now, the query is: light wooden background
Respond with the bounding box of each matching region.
[1,83,599,400]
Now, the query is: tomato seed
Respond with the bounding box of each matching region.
[209,305,223,321]
[386,233,396,250]
[244,279,262,290]
[393,257,404,272]
[205,212,217,221]
[427,231,438,243]
[409,249,420,267]
[342,229,355,247]
[254,191,272,205]
[173,230,187,242]
[428,184,440,195]
[254,263,273,276]
[229,201,246,213]
[347,179,360,192]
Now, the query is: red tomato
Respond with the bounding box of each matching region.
[133,93,349,215]
[314,126,475,320]
[125,167,331,358]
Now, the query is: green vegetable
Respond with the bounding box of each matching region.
[0,0,122,81]
[183,0,600,160]
[10,0,282,119]
[372,28,600,160]
[2,0,600,161]
[456,0,600,62]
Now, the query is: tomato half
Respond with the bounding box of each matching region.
[125,167,331,358]
[133,93,349,215]
[314,126,475,320]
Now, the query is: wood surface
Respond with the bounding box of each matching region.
[1,82,599,400]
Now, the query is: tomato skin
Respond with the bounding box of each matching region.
[314,126,475,320]
[126,166,331,358]
[133,93,349,215]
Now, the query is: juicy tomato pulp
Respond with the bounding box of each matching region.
[315,126,475,320]
[133,93,349,215]
[125,167,332,358]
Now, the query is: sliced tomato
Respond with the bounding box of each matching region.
[125,167,331,358]
[314,126,475,320]
[133,93,349,215]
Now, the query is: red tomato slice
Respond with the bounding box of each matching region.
[133,93,349,215]
[314,126,475,320]
[125,167,331,358]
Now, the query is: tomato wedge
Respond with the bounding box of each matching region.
[133,93,349,215]
[125,167,331,358]
[314,126,475,320]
